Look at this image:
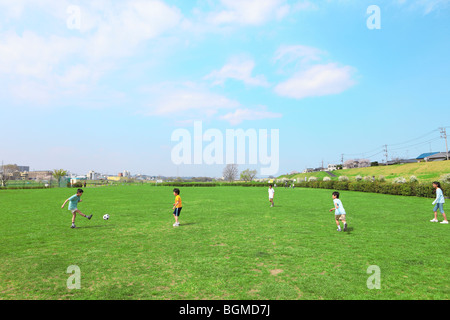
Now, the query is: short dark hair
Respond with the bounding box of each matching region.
[173,188,180,195]
[332,191,340,198]
[269,184,272,187]
[77,189,84,194]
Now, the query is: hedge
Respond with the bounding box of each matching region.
[296,180,448,198]
[160,182,271,187]
[152,181,449,198]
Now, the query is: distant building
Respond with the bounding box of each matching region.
[425,152,449,162]
[17,166,30,172]
[28,171,53,181]
[108,176,123,181]
[327,164,339,171]
[87,170,100,180]
[416,152,440,162]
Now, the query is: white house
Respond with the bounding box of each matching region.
[87,170,100,180]
[327,164,339,171]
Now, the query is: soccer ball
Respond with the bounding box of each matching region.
[103,214,110,220]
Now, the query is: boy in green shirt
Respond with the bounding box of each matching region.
[61,189,92,228]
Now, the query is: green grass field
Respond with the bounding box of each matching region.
[0,185,448,300]
[281,161,450,183]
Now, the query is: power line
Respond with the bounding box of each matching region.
[389,137,441,152]
[343,128,444,159]
[344,145,384,157]
[388,129,439,147]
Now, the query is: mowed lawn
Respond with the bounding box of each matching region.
[285,161,450,183]
[0,185,448,300]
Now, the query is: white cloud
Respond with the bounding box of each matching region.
[220,107,282,125]
[140,82,241,119]
[396,0,450,14]
[205,58,269,87]
[274,45,325,66]
[274,63,356,99]
[207,0,289,26]
[139,82,283,125]
[273,43,357,99]
[0,0,184,106]
[292,1,319,11]
[417,0,450,14]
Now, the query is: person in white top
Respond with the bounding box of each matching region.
[268,184,275,207]
[329,191,347,232]
[430,181,448,224]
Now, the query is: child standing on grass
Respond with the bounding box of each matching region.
[61,189,92,229]
[172,188,182,227]
[430,182,448,224]
[268,184,275,207]
[329,191,347,232]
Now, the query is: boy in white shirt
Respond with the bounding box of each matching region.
[329,191,347,231]
[268,184,275,207]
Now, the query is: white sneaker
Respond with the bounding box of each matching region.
[430,219,438,222]
[440,220,448,224]
[173,222,180,227]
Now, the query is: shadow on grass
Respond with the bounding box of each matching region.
[345,227,354,234]
[180,222,196,227]
[75,225,113,229]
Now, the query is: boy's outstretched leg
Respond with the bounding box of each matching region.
[71,209,92,228]
[77,209,92,220]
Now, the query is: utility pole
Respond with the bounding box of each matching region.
[341,154,344,165]
[440,128,449,160]
[384,145,388,165]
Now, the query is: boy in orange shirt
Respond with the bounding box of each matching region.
[172,188,182,227]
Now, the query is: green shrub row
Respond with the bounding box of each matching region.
[0,186,55,190]
[160,180,448,198]
[298,180,448,198]
[160,182,271,187]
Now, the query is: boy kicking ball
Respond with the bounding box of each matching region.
[329,191,347,232]
[172,188,182,227]
[61,189,92,228]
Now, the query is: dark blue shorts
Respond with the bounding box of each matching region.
[173,207,182,216]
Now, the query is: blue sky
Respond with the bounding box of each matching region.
[0,0,449,177]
